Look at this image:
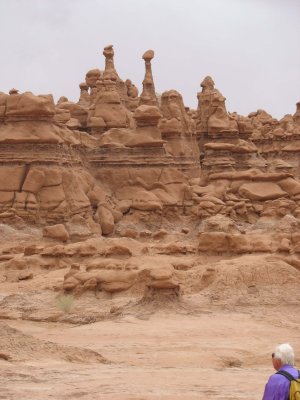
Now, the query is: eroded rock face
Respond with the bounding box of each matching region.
[0,43,299,258]
[5,91,55,122]
[0,46,300,337]
[0,88,114,229]
[87,77,133,135]
[0,91,67,144]
[159,90,200,175]
[54,97,89,130]
[196,76,238,137]
[0,164,106,225]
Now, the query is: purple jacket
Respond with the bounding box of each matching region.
[262,365,299,400]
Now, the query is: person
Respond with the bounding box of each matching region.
[262,343,299,399]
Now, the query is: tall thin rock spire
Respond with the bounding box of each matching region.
[139,50,158,107]
[103,45,120,81]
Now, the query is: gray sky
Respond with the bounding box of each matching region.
[0,0,299,118]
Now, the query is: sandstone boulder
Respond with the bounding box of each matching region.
[278,178,300,196]
[43,224,70,242]
[147,265,179,289]
[96,205,114,235]
[239,182,288,201]
[63,269,137,294]
[132,190,163,211]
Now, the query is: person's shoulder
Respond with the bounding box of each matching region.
[287,366,300,378]
[277,366,299,380]
[268,372,286,383]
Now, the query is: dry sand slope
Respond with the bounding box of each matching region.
[0,260,300,399]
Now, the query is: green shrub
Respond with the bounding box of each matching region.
[56,294,74,313]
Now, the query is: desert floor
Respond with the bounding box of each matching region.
[1,298,299,400]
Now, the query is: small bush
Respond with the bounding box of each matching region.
[56,294,74,313]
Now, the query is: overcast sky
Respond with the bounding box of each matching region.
[0,0,299,118]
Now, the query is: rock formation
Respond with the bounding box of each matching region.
[0,43,300,303]
[54,92,89,130]
[78,82,90,108]
[0,89,110,234]
[85,68,101,105]
[87,75,133,135]
[102,45,126,100]
[294,101,300,125]
[1,43,300,400]
[139,50,158,107]
[196,76,238,138]
[160,90,200,175]
[125,79,139,111]
[85,45,140,135]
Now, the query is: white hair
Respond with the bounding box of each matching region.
[274,343,295,366]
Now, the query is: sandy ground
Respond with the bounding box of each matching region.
[1,302,300,400]
[1,230,300,399]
